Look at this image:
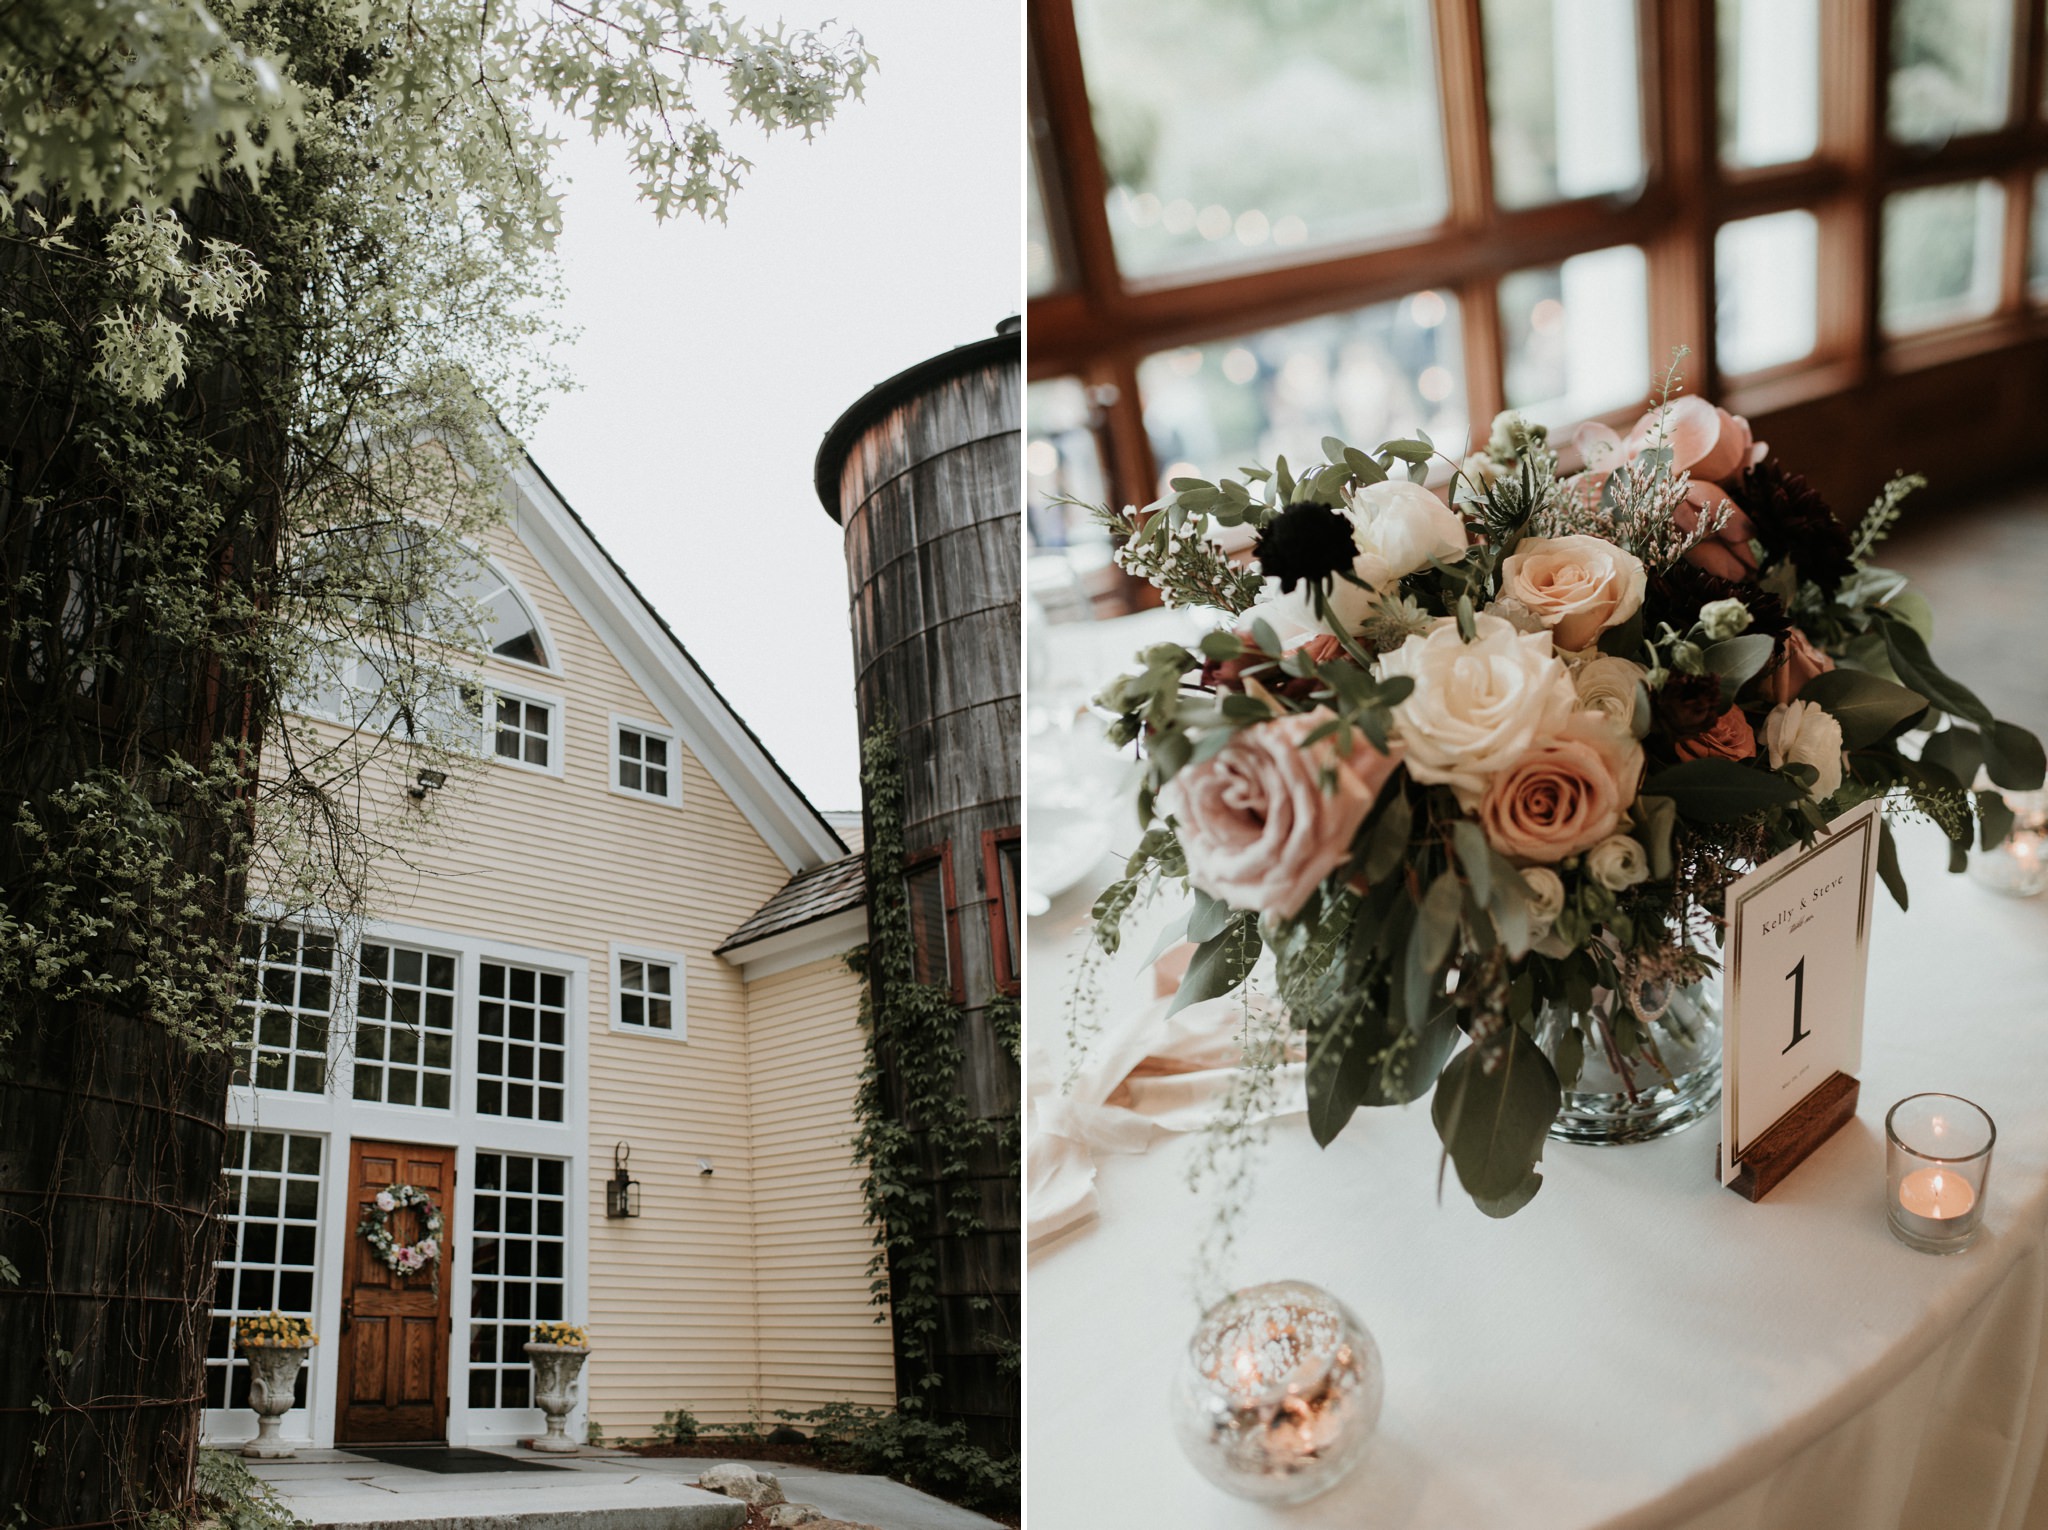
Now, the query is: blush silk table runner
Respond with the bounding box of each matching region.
[1026,648,2048,1530]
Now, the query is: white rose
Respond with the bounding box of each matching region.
[1346,478,1468,580]
[1586,834,1650,891]
[1765,700,1845,800]
[1698,598,1752,641]
[1573,655,1647,734]
[1520,866,1566,932]
[1379,613,1577,808]
[1498,535,1648,651]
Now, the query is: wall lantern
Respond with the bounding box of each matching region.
[606,1141,640,1219]
[407,768,448,801]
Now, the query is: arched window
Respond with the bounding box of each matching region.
[451,555,550,670]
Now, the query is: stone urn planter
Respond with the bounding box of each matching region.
[523,1342,590,1452]
[241,1343,312,1459]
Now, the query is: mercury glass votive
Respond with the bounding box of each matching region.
[1969,788,2048,897]
[1887,1094,1995,1254]
[1169,1280,1383,1504]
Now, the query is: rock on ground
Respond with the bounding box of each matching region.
[697,1463,787,1507]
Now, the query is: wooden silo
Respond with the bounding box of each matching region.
[815,321,1020,1456]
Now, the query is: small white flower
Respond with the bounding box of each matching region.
[1520,866,1567,932]
[1572,655,1648,733]
[1698,598,1753,642]
[1586,834,1650,891]
[374,1191,396,1212]
[1765,700,1846,800]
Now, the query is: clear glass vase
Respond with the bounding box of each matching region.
[1537,981,1721,1146]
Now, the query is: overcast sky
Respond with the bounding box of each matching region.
[524,1,1022,814]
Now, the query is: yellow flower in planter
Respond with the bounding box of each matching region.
[237,1311,318,1348]
[530,1322,588,1348]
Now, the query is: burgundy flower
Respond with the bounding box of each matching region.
[1731,461,1855,593]
[1655,672,1724,739]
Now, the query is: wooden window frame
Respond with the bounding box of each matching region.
[904,842,966,1004]
[982,827,1022,998]
[1030,0,2048,542]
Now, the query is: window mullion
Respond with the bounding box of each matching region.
[1029,5,1124,314]
[1434,0,1495,232]
[1643,0,1719,398]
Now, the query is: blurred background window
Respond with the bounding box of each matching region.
[1136,294,1467,494]
[1031,0,2048,616]
[1881,180,2006,333]
[2032,170,2048,300]
[1500,247,1649,422]
[1070,0,1447,280]
[1483,0,1645,208]
[1716,211,1820,374]
[1716,0,1820,167]
[1028,154,1059,296]
[1888,0,2013,143]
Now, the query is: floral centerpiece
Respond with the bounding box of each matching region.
[1084,394,2044,1215]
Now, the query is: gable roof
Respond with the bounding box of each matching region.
[501,449,849,874]
[717,853,867,953]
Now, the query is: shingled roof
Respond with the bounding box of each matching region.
[718,853,868,954]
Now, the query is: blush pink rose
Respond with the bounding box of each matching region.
[1498,535,1647,651]
[1573,397,1766,581]
[1478,713,1644,864]
[1674,706,1758,762]
[1163,708,1403,918]
[1760,627,1836,707]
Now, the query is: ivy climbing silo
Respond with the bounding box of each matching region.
[815,319,1020,1457]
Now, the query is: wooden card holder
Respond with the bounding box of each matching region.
[1718,1070,1861,1202]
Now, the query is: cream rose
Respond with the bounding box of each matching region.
[1587,834,1650,891]
[1162,708,1404,918]
[1378,614,1576,807]
[1346,478,1468,580]
[1498,535,1648,651]
[1477,712,1644,863]
[1765,700,1845,801]
[1520,866,1566,932]
[1572,655,1647,734]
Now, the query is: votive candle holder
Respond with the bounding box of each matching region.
[1169,1280,1383,1504]
[1887,1093,1995,1254]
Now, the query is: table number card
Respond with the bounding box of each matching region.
[1718,800,1881,1197]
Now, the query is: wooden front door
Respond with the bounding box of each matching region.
[337,1139,454,1443]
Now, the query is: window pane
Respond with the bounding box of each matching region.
[1136,293,1467,496]
[2032,172,2048,297]
[1717,0,1819,167]
[904,858,951,990]
[1500,245,1650,422]
[1484,0,1645,208]
[1029,151,1058,296]
[1026,379,1111,573]
[1073,0,1446,279]
[1890,0,2013,142]
[1881,180,2006,333]
[1716,211,1819,374]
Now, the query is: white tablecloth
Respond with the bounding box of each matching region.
[1026,622,2048,1530]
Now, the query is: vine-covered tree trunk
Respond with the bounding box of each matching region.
[0,177,287,1526]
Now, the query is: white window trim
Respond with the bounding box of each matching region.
[216,918,589,1453]
[607,713,683,806]
[608,940,689,1042]
[459,541,565,680]
[484,679,567,778]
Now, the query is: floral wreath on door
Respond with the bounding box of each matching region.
[357,1183,445,1291]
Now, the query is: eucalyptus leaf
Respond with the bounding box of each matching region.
[1798,668,1929,750]
[1418,871,1463,972]
[1702,633,1776,693]
[1187,889,1233,944]
[1473,1166,1544,1219]
[1920,727,1984,789]
[1430,1027,1562,1203]
[1977,790,2018,851]
[1166,918,1262,1017]
[1362,787,1413,885]
[1450,821,1492,905]
[1643,758,1807,823]
[1879,620,1993,728]
[1877,817,1908,912]
[1985,720,2048,792]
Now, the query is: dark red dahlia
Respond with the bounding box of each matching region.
[1254,501,1356,595]
[1655,671,1725,738]
[1730,460,1855,593]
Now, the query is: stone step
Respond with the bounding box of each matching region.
[269,1474,747,1530]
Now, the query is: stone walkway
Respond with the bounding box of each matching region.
[243,1447,1005,1530]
